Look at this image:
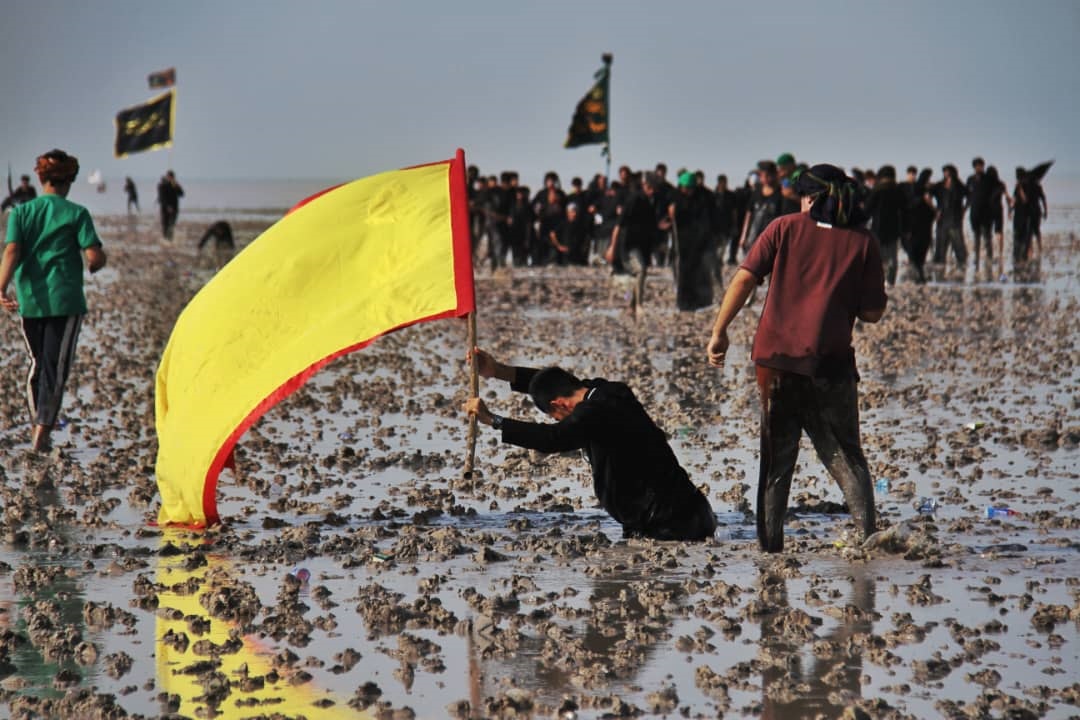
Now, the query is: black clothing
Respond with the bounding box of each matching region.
[500,366,716,541]
[744,186,782,250]
[553,212,591,266]
[592,185,620,259]
[616,189,656,260]
[482,185,512,269]
[713,187,739,265]
[468,179,484,257]
[197,221,234,250]
[902,183,934,282]
[651,180,675,265]
[864,181,906,284]
[779,178,801,216]
[1012,181,1037,263]
[532,187,567,266]
[864,181,905,245]
[756,367,875,553]
[931,180,967,225]
[508,192,534,267]
[931,181,967,266]
[966,172,993,230]
[672,186,714,311]
[732,183,753,261]
[124,178,139,212]
[20,315,82,428]
[157,177,184,240]
[2,185,37,211]
[712,188,737,237]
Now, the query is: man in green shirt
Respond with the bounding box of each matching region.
[0,149,107,451]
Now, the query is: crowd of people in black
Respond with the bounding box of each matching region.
[467,153,1050,311]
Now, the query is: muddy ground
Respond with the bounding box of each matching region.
[0,211,1076,719]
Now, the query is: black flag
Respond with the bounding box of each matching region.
[114,90,175,158]
[148,67,176,89]
[564,54,611,151]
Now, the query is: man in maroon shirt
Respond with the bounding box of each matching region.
[705,164,887,552]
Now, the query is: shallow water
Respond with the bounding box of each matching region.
[0,209,1077,719]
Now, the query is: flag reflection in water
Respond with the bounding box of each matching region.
[154,537,365,719]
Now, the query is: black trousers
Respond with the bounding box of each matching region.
[20,315,82,428]
[161,205,179,239]
[971,222,993,264]
[756,367,876,552]
[933,219,967,267]
[630,490,718,541]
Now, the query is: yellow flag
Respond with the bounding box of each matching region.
[155,152,474,526]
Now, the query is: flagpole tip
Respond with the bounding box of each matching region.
[602,53,613,65]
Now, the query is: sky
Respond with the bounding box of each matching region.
[2,0,1078,190]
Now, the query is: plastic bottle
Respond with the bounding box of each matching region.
[874,478,889,494]
[289,567,311,583]
[985,506,1018,519]
[917,497,938,515]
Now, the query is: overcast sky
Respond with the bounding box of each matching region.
[2,0,1077,189]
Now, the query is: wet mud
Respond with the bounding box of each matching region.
[0,213,1077,719]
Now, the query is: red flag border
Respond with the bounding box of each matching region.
[170,150,474,528]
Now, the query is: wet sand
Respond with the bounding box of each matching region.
[0,211,1077,719]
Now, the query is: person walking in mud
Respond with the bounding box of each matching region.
[931,164,967,275]
[157,169,184,240]
[605,171,657,316]
[863,164,905,286]
[1,174,37,211]
[902,167,935,283]
[124,176,139,214]
[705,164,887,552]
[0,149,107,452]
[462,347,717,541]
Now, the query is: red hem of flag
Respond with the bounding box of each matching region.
[449,149,476,313]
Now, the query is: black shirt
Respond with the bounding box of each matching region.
[157,179,184,210]
[499,367,713,539]
[931,181,966,225]
[712,188,737,235]
[616,189,656,255]
[1,186,36,211]
[864,181,906,244]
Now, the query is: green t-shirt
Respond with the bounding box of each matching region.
[5,194,101,318]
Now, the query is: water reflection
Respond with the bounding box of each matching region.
[154,535,364,719]
[467,573,677,705]
[757,567,874,718]
[0,482,94,700]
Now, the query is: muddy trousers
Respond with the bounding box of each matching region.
[933,221,967,267]
[755,367,876,552]
[20,315,83,428]
[971,222,993,266]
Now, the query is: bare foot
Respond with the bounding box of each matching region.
[31,425,52,453]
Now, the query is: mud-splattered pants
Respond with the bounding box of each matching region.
[755,366,876,552]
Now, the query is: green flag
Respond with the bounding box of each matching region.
[564,55,611,151]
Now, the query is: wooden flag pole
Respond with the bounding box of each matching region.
[463,311,479,478]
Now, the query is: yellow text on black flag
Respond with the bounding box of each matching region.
[564,56,610,150]
[114,90,175,158]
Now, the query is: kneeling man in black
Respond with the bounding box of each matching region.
[463,348,716,541]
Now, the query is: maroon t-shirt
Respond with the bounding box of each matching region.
[741,212,887,379]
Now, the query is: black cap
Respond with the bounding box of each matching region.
[793,163,848,196]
